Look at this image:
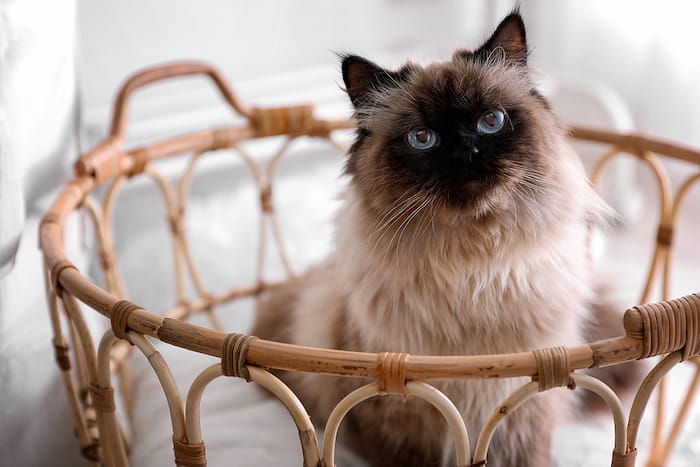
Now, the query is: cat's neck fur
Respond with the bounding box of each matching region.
[333,140,596,355]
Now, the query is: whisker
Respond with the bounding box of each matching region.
[385,196,433,265]
[365,194,425,254]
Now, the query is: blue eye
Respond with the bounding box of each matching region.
[407,128,438,150]
[476,108,506,135]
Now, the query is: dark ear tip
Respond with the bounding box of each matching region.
[505,5,523,20]
[499,10,526,36]
[474,8,528,66]
[341,55,370,84]
[340,54,369,70]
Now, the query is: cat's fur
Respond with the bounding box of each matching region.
[253,12,611,467]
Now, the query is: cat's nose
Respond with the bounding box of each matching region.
[462,145,480,157]
[458,133,480,154]
[448,146,479,164]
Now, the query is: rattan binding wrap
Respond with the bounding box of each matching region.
[39,62,700,466]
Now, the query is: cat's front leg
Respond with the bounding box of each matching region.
[339,395,449,467]
[483,392,556,467]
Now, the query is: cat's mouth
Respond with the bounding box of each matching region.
[460,177,492,195]
[431,174,499,208]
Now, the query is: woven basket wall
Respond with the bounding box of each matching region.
[39,62,700,467]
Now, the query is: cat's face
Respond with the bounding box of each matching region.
[343,13,564,224]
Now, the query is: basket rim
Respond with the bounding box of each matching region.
[39,61,700,382]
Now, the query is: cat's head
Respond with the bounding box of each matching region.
[342,12,585,233]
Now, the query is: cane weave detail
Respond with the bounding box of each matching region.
[89,382,116,412]
[52,338,71,371]
[611,448,637,467]
[533,346,571,392]
[111,300,141,343]
[173,438,206,467]
[377,352,409,395]
[221,333,258,381]
[627,294,700,360]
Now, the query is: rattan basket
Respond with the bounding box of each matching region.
[39,62,700,467]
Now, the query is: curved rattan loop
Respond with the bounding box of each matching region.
[173,151,225,329]
[572,374,627,455]
[473,374,628,465]
[130,332,186,441]
[177,152,205,210]
[221,333,258,381]
[185,364,321,467]
[533,346,571,391]
[231,139,298,280]
[322,381,471,467]
[661,171,700,304]
[99,175,128,285]
[44,275,95,461]
[173,437,206,467]
[63,292,100,379]
[627,351,683,451]
[263,138,298,277]
[102,175,126,225]
[175,153,205,292]
[669,172,700,229]
[144,166,190,303]
[377,352,409,395]
[185,365,220,445]
[589,146,625,189]
[656,359,700,461]
[472,381,539,464]
[82,196,126,297]
[591,148,673,224]
[246,366,321,467]
[96,331,129,467]
[592,147,675,304]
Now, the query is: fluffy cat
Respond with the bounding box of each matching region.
[253,11,611,467]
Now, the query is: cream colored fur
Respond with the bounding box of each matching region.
[253,13,612,463]
[278,138,604,466]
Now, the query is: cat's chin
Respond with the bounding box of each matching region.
[455,178,494,201]
[429,179,504,219]
[431,199,498,226]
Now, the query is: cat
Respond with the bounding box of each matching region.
[253,11,616,467]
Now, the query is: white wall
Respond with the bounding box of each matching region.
[521,0,700,147]
[77,0,492,145]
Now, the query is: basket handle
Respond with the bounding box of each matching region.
[109,61,253,141]
[76,61,353,185]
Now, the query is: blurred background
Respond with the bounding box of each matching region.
[76,0,700,148]
[1,1,699,465]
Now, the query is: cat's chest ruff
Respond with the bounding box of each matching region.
[344,248,585,355]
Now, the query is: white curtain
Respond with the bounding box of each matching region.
[0,1,83,466]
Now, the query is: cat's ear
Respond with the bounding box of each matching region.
[342,55,403,107]
[474,11,528,66]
